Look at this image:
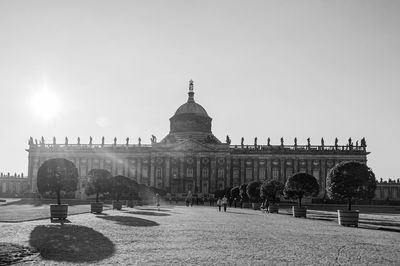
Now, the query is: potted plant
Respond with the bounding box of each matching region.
[110,175,131,210]
[284,173,319,218]
[85,169,112,214]
[260,179,284,213]
[327,161,376,227]
[239,184,251,208]
[36,158,78,221]
[246,181,263,210]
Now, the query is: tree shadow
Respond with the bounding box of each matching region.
[125,211,170,216]
[97,215,159,227]
[29,224,115,263]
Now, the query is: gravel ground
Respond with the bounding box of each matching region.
[0,205,399,266]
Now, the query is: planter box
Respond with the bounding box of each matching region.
[338,210,359,227]
[113,201,122,210]
[292,206,307,218]
[268,204,279,213]
[50,204,68,221]
[242,202,252,209]
[252,203,262,210]
[90,202,103,214]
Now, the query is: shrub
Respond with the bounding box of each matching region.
[246,181,263,203]
[284,173,319,207]
[327,161,376,211]
[260,180,284,204]
[85,169,112,202]
[37,158,78,205]
[239,184,249,202]
[110,175,132,202]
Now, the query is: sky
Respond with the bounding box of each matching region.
[0,0,399,180]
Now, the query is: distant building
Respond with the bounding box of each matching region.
[0,172,30,197]
[27,81,369,199]
[374,180,400,202]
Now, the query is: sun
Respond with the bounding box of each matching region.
[31,89,62,120]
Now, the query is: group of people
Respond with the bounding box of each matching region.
[216,195,228,212]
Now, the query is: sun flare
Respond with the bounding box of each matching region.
[31,89,62,120]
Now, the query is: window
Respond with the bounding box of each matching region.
[313,169,320,183]
[246,168,253,182]
[286,168,293,179]
[259,168,266,179]
[218,168,224,179]
[156,168,162,179]
[172,168,178,179]
[202,168,209,178]
[186,168,193,177]
[272,169,279,180]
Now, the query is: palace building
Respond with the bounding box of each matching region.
[27,81,369,199]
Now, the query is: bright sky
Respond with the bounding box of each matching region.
[0,0,399,180]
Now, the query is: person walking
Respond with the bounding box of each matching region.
[217,198,222,212]
[155,193,160,211]
[222,195,228,212]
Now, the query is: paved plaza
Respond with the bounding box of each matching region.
[1,204,400,265]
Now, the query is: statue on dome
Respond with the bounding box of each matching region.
[89,136,92,145]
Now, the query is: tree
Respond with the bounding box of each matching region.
[239,183,249,202]
[246,181,263,202]
[230,186,240,199]
[85,169,112,202]
[284,173,319,207]
[37,158,78,205]
[110,175,132,202]
[327,161,376,211]
[260,180,284,204]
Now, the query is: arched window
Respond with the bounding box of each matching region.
[202,168,209,178]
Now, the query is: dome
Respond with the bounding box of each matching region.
[175,101,209,117]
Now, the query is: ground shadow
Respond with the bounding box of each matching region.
[29,224,115,263]
[137,208,172,212]
[0,242,38,265]
[126,211,170,216]
[227,211,258,216]
[97,215,159,227]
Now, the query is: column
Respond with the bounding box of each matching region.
[137,158,142,183]
[253,159,258,181]
[196,155,201,193]
[226,157,231,188]
[266,158,271,180]
[150,157,155,187]
[240,159,245,184]
[280,158,285,183]
[210,156,217,192]
[320,160,327,196]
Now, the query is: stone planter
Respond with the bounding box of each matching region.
[338,210,359,227]
[252,202,262,210]
[292,206,307,218]
[113,201,122,210]
[90,202,103,214]
[50,204,68,221]
[127,200,134,208]
[268,204,279,213]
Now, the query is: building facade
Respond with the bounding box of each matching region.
[27,81,369,199]
[0,173,29,197]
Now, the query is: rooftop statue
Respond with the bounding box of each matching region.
[101,136,105,146]
[89,136,92,145]
[40,136,45,145]
[53,136,56,145]
[335,137,338,147]
[241,137,244,147]
[226,135,231,145]
[267,137,270,146]
[77,137,80,145]
[65,137,68,145]
[280,137,284,146]
[294,137,297,146]
[307,138,310,148]
[321,138,324,147]
[114,137,117,145]
[254,137,257,147]
[138,137,141,146]
[126,137,129,146]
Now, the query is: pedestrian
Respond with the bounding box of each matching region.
[155,193,160,211]
[217,197,222,212]
[222,195,228,212]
